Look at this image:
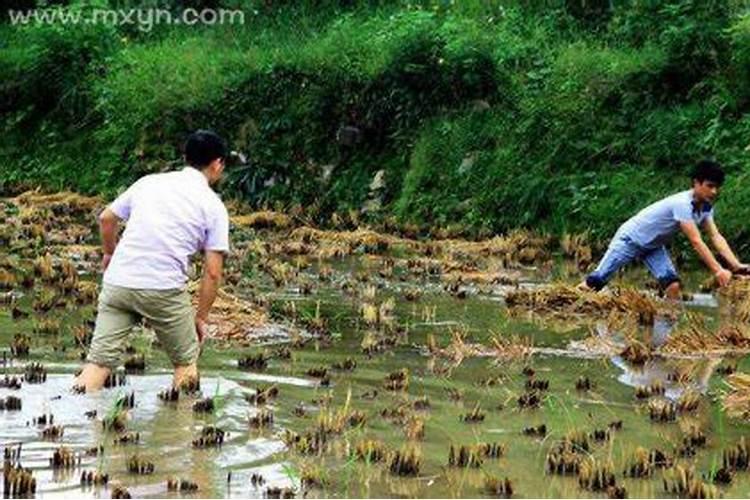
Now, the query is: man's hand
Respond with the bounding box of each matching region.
[102,253,113,271]
[195,316,208,343]
[99,208,121,271]
[731,263,750,276]
[716,268,733,287]
[195,250,223,320]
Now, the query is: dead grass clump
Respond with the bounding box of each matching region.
[354,439,387,463]
[676,390,701,413]
[388,445,421,476]
[460,403,485,423]
[230,211,291,230]
[523,424,547,437]
[188,284,267,344]
[722,436,750,470]
[723,373,750,419]
[383,369,409,392]
[624,447,672,477]
[426,329,483,364]
[248,409,274,429]
[546,443,582,475]
[403,415,424,440]
[620,339,651,365]
[2,464,36,497]
[662,465,718,498]
[635,381,665,399]
[483,476,513,498]
[50,446,77,469]
[578,457,616,492]
[15,191,101,218]
[283,428,328,456]
[720,279,750,322]
[505,284,660,324]
[448,444,484,468]
[663,313,750,354]
[518,390,542,409]
[576,376,593,391]
[560,232,592,270]
[490,334,534,361]
[649,399,677,422]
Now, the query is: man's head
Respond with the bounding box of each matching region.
[184,130,227,185]
[691,160,725,204]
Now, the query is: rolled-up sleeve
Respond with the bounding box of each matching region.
[107,179,143,221]
[672,201,693,223]
[205,204,229,253]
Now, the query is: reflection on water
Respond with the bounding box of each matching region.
[0,374,289,499]
[610,315,722,399]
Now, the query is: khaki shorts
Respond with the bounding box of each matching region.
[87,283,199,368]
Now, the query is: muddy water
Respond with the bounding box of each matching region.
[3,256,750,498]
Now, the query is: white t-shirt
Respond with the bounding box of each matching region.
[618,189,714,250]
[103,167,229,290]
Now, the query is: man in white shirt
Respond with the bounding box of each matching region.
[75,130,230,391]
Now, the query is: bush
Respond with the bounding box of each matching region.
[4,0,750,251]
[0,8,119,128]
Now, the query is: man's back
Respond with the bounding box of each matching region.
[103,167,229,290]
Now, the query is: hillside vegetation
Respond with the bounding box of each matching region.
[3,0,750,251]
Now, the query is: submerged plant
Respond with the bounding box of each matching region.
[248,409,274,429]
[677,390,701,413]
[624,447,672,478]
[620,339,651,365]
[575,376,593,391]
[353,439,387,463]
[649,399,677,422]
[635,381,665,399]
[167,478,198,492]
[192,426,225,448]
[238,351,268,371]
[80,470,109,486]
[662,465,718,498]
[523,424,547,437]
[483,476,513,498]
[383,368,409,391]
[50,446,77,469]
[388,445,421,476]
[578,457,616,492]
[2,465,36,497]
[722,436,750,470]
[460,403,485,423]
[126,455,154,475]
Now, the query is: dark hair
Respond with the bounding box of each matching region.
[691,160,725,185]
[184,129,227,168]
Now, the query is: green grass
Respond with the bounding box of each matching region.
[4,0,750,247]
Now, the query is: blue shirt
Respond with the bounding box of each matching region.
[617,190,714,250]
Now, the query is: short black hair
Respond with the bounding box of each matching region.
[691,159,725,185]
[184,129,227,168]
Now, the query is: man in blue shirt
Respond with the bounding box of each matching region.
[581,161,748,299]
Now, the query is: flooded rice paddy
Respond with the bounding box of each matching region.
[2,192,750,498]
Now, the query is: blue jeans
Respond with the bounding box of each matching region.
[585,233,680,291]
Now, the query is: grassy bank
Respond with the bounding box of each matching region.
[2,0,750,252]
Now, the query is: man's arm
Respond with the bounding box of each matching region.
[680,221,732,286]
[99,208,121,270]
[703,218,747,272]
[195,250,224,342]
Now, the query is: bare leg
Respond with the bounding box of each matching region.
[173,362,198,388]
[577,280,593,291]
[665,281,681,301]
[74,363,112,392]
